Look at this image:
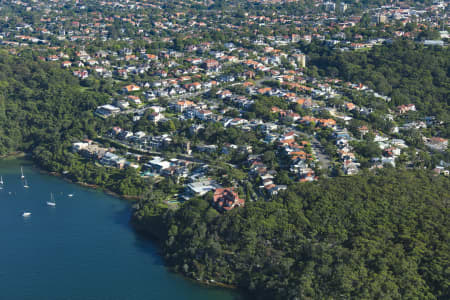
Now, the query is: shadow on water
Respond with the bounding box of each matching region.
[112,203,132,227]
[123,215,251,300]
[112,205,249,300]
[3,158,250,300]
[112,203,166,267]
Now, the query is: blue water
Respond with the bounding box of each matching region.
[0,159,241,300]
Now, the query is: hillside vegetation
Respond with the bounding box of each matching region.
[0,52,107,155]
[138,169,450,299]
[304,40,449,122]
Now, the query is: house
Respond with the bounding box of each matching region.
[175,100,194,112]
[425,137,448,152]
[374,134,389,142]
[299,170,316,182]
[96,50,109,58]
[183,82,201,92]
[266,184,287,196]
[317,118,336,129]
[397,104,416,114]
[117,100,130,110]
[122,84,140,93]
[344,102,356,111]
[118,130,133,140]
[222,144,238,154]
[189,124,205,134]
[134,131,146,139]
[144,91,156,100]
[100,152,126,169]
[145,135,172,150]
[400,121,427,131]
[432,166,449,176]
[257,87,272,95]
[186,180,221,196]
[146,157,171,174]
[148,112,163,123]
[196,145,218,153]
[384,147,401,157]
[142,53,158,61]
[292,53,306,68]
[74,142,109,159]
[47,55,59,61]
[295,98,313,109]
[203,59,219,71]
[225,118,247,127]
[285,112,301,122]
[342,160,360,175]
[358,126,369,136]
[280,131,297,141]
[212,188,244,211]
[73,70,88,79]
[195,109,213,121]
[382,157,396,167]
[110,127,123,136]
[127,95,142,106]
[95,104,120,118]
[61,61,72,68]
[190,58,203,65]
[217,90,232,99]
[390,139,407,148]
[72,142,89,152]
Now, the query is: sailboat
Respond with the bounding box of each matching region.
[47,193,56,206]
[0,176,4,185]
[23,178,29,189]
[20,167,25,179]
[22,212,31,217]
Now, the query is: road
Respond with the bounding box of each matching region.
[310,135,332,172]
[282,125,332,172]
[117,88,211,116]
[116,74,273,117]
[98,136,237,169]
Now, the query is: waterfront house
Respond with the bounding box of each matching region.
[212,188,245,211]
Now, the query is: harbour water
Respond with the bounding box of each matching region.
[0,159,241,300]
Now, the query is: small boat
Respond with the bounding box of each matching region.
[46,193,56,206]
[0,176,4,185]
[22,212,31,217]
[23,179,30,189]
[68,194,74,197]
[20,167,25,179]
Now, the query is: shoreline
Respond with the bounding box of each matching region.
[42,170,142,201]
[0,154,140,202]
[45,168,241,291]
[0,151,28,159]
[133,225,240,290]
[2,155,241,293]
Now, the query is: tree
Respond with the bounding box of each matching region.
[153,169,449,300]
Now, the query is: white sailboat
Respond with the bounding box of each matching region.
[0,176,4,185]
[22,212,31,217]
[47,193,56,206]
[20,167,25,179]
[23,178,29,189]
